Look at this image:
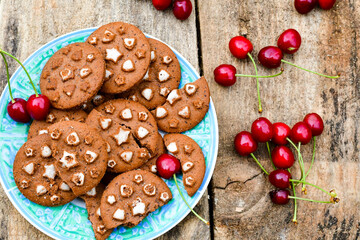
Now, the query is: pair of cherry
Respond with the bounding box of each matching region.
[234,113,339,223]
[2,49,50,123]
[152,0,192,20]
[214,29,339,113]
[295,0,336,14]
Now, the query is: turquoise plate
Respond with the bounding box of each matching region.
[0,28,218,240]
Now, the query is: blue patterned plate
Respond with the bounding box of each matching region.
[0,28,218,240]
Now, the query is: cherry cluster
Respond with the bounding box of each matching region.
[295,0,336,14]
[234,113,339,223]
[152,0,192,20]
[1,49,50,123]
[214,29,339,113]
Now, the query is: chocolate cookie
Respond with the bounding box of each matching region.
[96,99,159,156]
[120,38,181,110]
[86,109,151,173]
[164,134,205,197]
[27,108,88,139]
[140,133,166,174]
[100,170,172,228]
[87,22,151,94]
[152,77,210,133]
[13,134,76,206]
[40,42,106,109]
[81,184,113,240]
[48,121,108,196]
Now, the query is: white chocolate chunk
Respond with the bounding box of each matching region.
[124,38,136,49]
[25,147,35,157]
[60,68,73,81]
[151,165,157,173]
[134,174,143,184]
[120,108,132,120]
[86,54,95,62]
[162,56,173,64]
[158,70,170,82]
[96,225,106,235]
[41,145,52,158]
[43,164,56,180]
[88,36,97,45]
[59,151,78,169]
[155,106,168,119]
[99,117,112,130]
[105,48,123,63]
[160,192,170,202]
[185,84,198,96]
[60,182,70,191]
[143,69,149,81]
[85,150,98,163]
[132,198,146,216]
[182,161,194,172]
[105,69,113,80]
[112,127,131,146]
[120,184,133,197]
[159,87,170,97]
[66,131,80,146]
[23,162,35,175]
[106,142,111,153]
[120,151,133,163]
[137,126,149,139]
[166,142,178,154]
[36,185,47,196]
[113,209,125,220]
[185,176,195,187]
[108,159,117,168]
[107,195,116,205]
[79,67,92,78]
[178,106,190,119]
[86,187,96,197]
[96,208,101,217]
[71,172,85,186]
[141,88,153,101]
[122,59,135,72]
[143,183,156,196]
[167,89,181,105]
[38,129,48,135]
[50,195,59,203]
[151,51,156,62]
[138,112,148,121]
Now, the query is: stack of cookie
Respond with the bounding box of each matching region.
[13,21,210,240]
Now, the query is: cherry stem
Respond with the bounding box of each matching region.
[247,52,262,113]
[1,52,14,102]
[266,142,276,169]
[288,196,333,204]
[235,68,284,79]
[286,138,305,185]
[289,179,331,196]
[0,48,38,96]
[173,174,209,225]
[304,137,316,179]
[250,153,269,175]
[281,59,340,79]
[291,180,298,224]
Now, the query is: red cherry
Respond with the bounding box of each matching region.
[272,146,295,168]
[277,29,302,54]
[213,64,237,86]
[269,169,292,189]
[156,153,181,179]
[272,122,291,145]
[251,117,274,142]
[7,98,31,123]
[229,36,253,59]
[173,0,192,20]
[294,0,318,14]
[234,131,258,156]
[269,189,290,205]
[303,113,324,136]
[291,122,312,145]
[318,0,336,10]
[26,94,51,121]
[258,46,283,69]
[152,0,172,10]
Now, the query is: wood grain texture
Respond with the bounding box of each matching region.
[0,0,210,239]
[198,0,360,239]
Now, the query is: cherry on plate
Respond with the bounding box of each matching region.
[214,64,237,86]
[26,94,51,121]
[291,122,312,145]
[258,46,283,69]
[272,122,291,145]
[156,153,181,179]
[152,0,172,10]
[277,29,302,54]
[269,169,292,189]
[318,0,336,10]
[303,113,324,136]
[294,0,318,14]
[173,0,192,20]
[251,117,274,142]
[7,98,31,123]
[229,36,253,59]
[234,131,258,156]
[270,189,290,205]
[272,146,295,168]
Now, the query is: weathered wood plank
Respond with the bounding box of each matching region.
[198,0,360,239]
[0,0,210,239]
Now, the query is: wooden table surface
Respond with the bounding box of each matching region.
[0,0,359,239]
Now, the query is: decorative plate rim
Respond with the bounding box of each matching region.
[0,27,219,240]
